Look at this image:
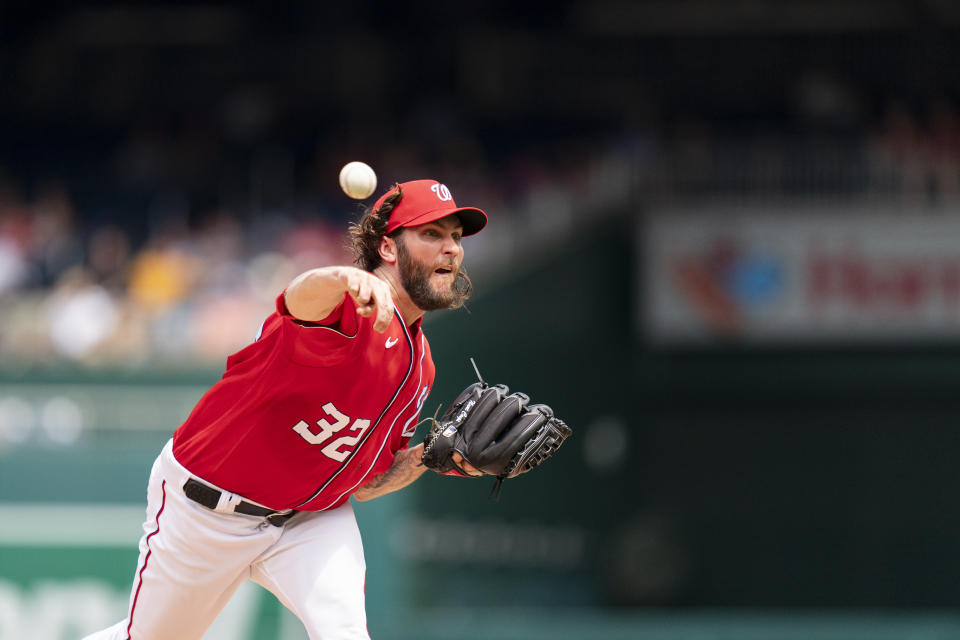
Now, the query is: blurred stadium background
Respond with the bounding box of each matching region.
[4,1,960,638]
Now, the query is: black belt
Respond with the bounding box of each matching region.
[183,478,297,527]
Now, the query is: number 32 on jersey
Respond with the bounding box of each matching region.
[292,402,371,462]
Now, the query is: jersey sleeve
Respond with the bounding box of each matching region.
[274,290,367,367]
[275,289,351,326]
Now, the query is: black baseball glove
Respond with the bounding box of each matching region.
[420,380,572,493]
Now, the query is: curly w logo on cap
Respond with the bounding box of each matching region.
[430,183,453,201]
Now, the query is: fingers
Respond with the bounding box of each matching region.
[452,452,484,477]
[346,269,393,333]
[364,279,393,332]
[357,277,372,309]
[372,283,394,332]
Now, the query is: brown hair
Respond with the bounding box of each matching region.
[348,183,403,272]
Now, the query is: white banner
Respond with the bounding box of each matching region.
[641,206,960,343]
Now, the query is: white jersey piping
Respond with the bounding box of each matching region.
[294,304,413,509]
[400,334,429,436]
[318,332,428,510]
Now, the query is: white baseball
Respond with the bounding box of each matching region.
[338,161,377,199]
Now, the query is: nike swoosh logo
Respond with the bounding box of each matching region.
[385,337,399,348]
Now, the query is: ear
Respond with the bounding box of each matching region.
[378,234,398,265]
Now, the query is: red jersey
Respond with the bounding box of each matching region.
[172,291,435,511]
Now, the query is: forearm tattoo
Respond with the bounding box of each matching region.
[354,446,426,500]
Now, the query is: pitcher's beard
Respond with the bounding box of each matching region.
[397,238,472,311]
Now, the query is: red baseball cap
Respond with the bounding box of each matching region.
[374,179,488,236]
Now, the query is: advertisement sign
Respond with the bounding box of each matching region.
[642,207,960,343]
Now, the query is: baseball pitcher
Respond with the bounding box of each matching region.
[83,179,570,639]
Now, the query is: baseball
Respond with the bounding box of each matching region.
[338,161,377,199]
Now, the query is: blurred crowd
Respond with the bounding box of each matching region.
[868,99,960,202]
[0,174,354,367]
[639,97,960,203]
[0,128,596,368]
[3,93,960,368]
